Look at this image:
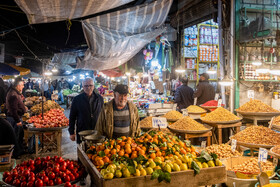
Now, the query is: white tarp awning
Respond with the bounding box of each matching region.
[15,0,134,24]
[77,0,173,71]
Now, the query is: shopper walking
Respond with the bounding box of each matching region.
[174,77,194,112]
[69,78,104,143]
[193,73,215,105]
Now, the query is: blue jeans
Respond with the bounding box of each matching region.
[58,92,64,103]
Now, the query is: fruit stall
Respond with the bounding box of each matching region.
[78,130,227,187]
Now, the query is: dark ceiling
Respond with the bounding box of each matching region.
[0,0,178,72]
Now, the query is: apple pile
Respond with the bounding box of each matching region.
[2,156,85,187]
[27,109,69,128]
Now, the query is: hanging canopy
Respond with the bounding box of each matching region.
[77,0,173,71]
[15,0,134,24]
[0,63,20,76]
[8,64,31,76]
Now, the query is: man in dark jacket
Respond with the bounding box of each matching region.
[69,78,104,143]
[0,77,6,109]
[174,77,194,111]
[6,77,27,155]
[194,73,215,105]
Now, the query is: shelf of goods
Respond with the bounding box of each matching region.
[182,22,219,83]
[78,130,226,187]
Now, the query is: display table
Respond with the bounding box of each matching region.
[185,131,212,146]
[0,159,15,172]
[77,145,226,187]
[206,122,242,144]
[24,128,62,156]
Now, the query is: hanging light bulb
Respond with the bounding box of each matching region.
[51,67,58,72]
[219,75,233,86]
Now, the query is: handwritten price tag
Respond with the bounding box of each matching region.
[218,99,222,107]
[231,139,237,151]
[215,93,219,101]
[201,141,206,149]
[247,90,254,99]
[258,148,268,162]
[194,97,197,105]
[152,117,167,128]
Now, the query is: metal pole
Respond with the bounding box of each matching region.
[230,0,236,112]
[218,0,226,107]
[41,60,44,119]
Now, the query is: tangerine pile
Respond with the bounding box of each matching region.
[86,131,197,169]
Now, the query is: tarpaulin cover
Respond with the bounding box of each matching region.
[15,0,134,24]
[77,0,173,71]
[52,51,85,71]
[0,63,20,76]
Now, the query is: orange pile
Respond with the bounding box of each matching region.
[86,131,197,169]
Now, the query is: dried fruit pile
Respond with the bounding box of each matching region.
[162,110,183,121]
[231,126,280,146]
[187,105,206,113]
[228,158,274,175]
[201,107,240,122]
[237,99,279,113]
[2,156,84,187]
[205,144,242,159]
[86,131,222,181]
[27,109,69,128]
[272,115,280,126]
[271,145,280,155]
[169,116,207,131]
[201,100,224,107]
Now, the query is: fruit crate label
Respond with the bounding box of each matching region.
[215,93,219,101]
[231,139,237,151]
[247,90,254,99]
[258,148,268,162]
[217,99,222,107]
[194,97,197,105]
[201,141,206,149]
[152,117,167,128]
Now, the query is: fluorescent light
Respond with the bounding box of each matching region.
[125,72,131,76]
[175,69,185,73]
[206,67,216,74]
[122,76,126,79]
[85,73,89,76]
[252,61,262,66]
[256,68,269,73]
[270,69,280,75]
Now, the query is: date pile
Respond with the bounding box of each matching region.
[27,108,69,128]
[2,156,84,187]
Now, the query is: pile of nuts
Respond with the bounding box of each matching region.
[231,126,280,146]
[201,107,240,122]
[271,145,280,155]
[162,110,183,120]
[205,144,242,159]
[169,116,207,131]
[187,105,206,113]
[237,99,279,113]
[140,116,153,128]
[272,115,280,126]
[228,158,274,174]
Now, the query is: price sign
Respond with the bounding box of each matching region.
[201,141,206,149]
[218,99,222,107]
[258,148,268,162]
[231,139,237,151]
[152,117,167,128]
[247,90,254,99]
[273,157,278,165]
[182,109,188,116]
[194,97,197,105]
[215,93,219,101]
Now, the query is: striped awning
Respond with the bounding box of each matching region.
[15,0,134,24]
[77,0,173,71]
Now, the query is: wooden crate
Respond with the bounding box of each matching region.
[78,146,226,187]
